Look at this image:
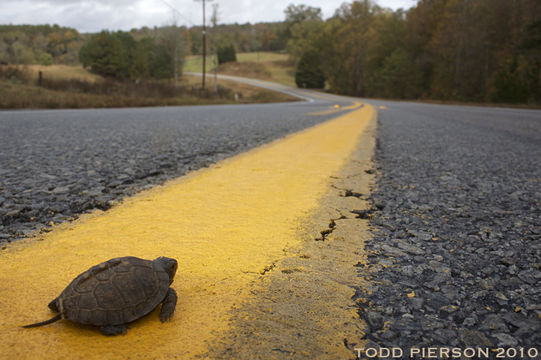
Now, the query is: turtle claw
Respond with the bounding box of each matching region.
[159,288,177,322]
[100,325,127,336]
[159,312,172,323]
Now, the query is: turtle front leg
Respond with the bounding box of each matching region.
[159,288,177,322]
[100,324,127,336]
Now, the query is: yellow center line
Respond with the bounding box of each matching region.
[307,101,361,116]
[307,108,343,116]
[0,102,375,359]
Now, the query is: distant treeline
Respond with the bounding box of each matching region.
[186,22,287,54]
[0,21,287,66]
[0,24,83,65]
[2,0,540,104]
[290,0,541,104]
[77,21,289,80]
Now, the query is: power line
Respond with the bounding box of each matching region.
[159,0,196,26]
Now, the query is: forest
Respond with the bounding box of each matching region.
[289,0,540,104]
[0,24,84,65]
[1,0,540,104]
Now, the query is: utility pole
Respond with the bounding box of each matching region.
[195,0,213,90]
[211,3,219,94]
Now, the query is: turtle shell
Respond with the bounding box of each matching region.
[56,257,171,326]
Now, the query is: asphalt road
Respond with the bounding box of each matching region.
[1,78,540,355]
[0,101,374,359]
[0,96,350,243]
[357,101,541,352]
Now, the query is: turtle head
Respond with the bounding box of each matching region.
[155,257,178,284]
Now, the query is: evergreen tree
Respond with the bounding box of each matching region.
[149,43,174,79]
[79,32,124,78]
[217,43,237,64]
[295,51,325,89]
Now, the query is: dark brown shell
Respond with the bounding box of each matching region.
[57,257,170,326]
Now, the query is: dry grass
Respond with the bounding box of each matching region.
[182,74,297,103]
[0,79,235,109]
[184,52,296,87]
[264,60,297,87]
[216,59,296,88]
[27,64,102,82]
[236,52,289,63]
[0,64,297,109]
[216,62,272,80]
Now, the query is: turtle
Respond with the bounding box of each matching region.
[23,256,178,335]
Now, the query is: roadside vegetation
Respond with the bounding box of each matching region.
[1,0,539,106]
[0,23,297,109]
[285,0,540,104]
[184,52,296,87]
[0,65,295,109]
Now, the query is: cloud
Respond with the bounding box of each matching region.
[0,0,172,32]
[0,0,417,33]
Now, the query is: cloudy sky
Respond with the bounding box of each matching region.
[1,0,418,33]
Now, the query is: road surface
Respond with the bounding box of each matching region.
[1,78,540,359]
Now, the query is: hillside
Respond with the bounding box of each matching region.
[184,52,295,87]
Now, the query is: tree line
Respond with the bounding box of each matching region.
[79,29,182,80]
[0,24,83,65]
[2,0,539,104]
[0,22,286,80]
[0,21,288,65]
[290,0,540,104]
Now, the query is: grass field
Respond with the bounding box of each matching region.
[181,74,297,103]
[184,52,296,87]
[0,64,297,109]
[27,64,102,82]
[183,52,289,72]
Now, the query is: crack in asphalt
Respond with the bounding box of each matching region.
[260,262,277,275]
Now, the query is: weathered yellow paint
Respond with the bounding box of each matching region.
[307,108,342,116]
[0,102,375,359]
[307,102,360,116]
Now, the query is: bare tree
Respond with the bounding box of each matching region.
[160,0,188,87]
[211,3,220,28]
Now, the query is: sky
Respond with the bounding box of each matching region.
[1,0,418,33]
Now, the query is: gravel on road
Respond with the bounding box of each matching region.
[356,103,541,357]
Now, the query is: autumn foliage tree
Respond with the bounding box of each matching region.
[0,24,82,65]
[289,0,541,104]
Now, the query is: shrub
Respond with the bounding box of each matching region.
[217,44,237,65]
[295,51,325,89]
[39,53,53,66]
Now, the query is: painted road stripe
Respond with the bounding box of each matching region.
[307,102,363,116]
[0,102,375,359]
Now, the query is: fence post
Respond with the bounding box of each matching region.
[38,71,42,86]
